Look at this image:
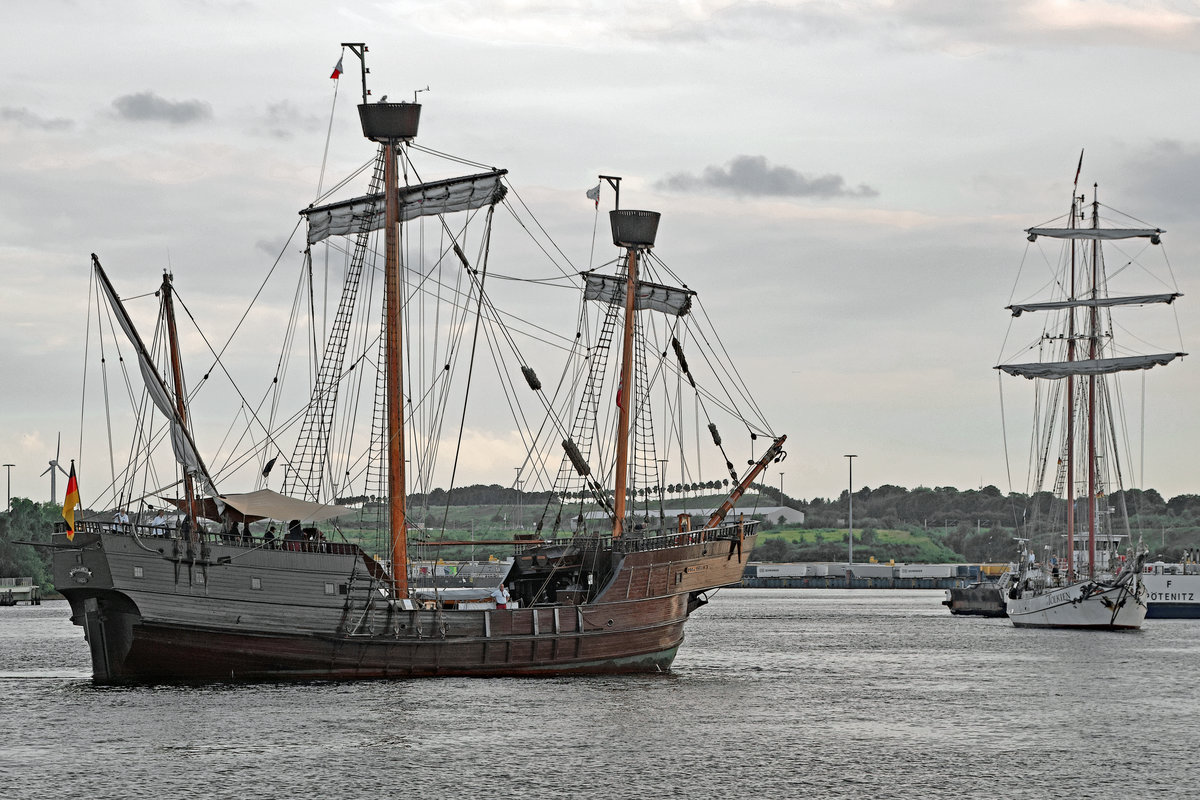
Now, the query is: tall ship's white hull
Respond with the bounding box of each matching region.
[1006,580,1146,629]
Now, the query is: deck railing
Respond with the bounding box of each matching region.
[72,519,360,556]
[68,516,758,558]
[533,518,759,555]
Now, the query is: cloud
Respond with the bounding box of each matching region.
[260,100,324,140]
[657,155,878,199]
[1120,139,1200,219]
[0,107,72,131]
[112,91,212,124]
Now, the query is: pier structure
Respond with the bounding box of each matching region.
[0,577,42,606]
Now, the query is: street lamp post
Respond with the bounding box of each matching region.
[657,458,669,521]
[514,467,523,530]
[2,464,13,512]
[844,454,857,564]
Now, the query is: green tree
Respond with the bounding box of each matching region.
[0,498,60,590]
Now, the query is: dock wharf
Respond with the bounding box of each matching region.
[0,577,42,606]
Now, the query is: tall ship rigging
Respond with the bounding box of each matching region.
[42,45,786,681]
[997,163,1185,629]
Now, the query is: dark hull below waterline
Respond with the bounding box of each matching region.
[76,605,686,681]
[1009,621,1143,630]
[1145,604,1200,619]
[53,525,753,682]
[943,585,1007,617]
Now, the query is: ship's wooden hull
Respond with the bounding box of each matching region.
[52,526,754,682]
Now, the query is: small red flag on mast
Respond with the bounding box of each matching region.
[330,55,344,80]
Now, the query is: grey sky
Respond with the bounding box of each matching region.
[2,0,1198,507]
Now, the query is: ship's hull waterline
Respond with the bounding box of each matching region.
[53,524,754,682]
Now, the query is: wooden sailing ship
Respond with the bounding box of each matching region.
[46,45,786,681]
[997,165,1183,629]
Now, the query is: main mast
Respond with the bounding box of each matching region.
[1087,187,1100,577]
[348,43,421,599]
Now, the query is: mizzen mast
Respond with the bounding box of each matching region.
[346,43,421,599]
[608,202,660,538]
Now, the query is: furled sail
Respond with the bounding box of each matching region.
[93,259,218,497]
[582,271,694,317]
[303,169,508,245]
[1007,293,1182,317]
[996,352,1186,380]
[1026,227,1163,243]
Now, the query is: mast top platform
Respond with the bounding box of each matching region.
[358,102,421,143]
[610,209,660,249]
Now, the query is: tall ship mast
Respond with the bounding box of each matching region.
[39,45,787,681]
[997,164,1184,629]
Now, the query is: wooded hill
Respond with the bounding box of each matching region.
[5,482,1200,590]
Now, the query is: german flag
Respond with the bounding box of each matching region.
[62,462,79,542]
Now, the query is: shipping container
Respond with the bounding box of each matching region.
[897,564,955,579]
[754,563,809,578]
[849,564,894,579]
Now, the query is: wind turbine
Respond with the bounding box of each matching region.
[41,433,69,504]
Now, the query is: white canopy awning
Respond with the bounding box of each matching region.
[217,489,348,523]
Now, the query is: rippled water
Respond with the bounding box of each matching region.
[3,591,1198,798]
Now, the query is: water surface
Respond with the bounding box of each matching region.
[2,590,1196,798]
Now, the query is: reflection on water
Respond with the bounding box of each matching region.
[3,592,1199,798]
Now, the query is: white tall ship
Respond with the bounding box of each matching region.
[997,166,1185,630]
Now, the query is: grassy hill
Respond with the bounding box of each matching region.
[752,526,962,564]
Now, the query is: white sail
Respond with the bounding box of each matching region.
[304,169,507,245]
[1008,293,1181,317]
[94,263,215,493]
[997,352,1185,380]
[582,271,694,316]
[1026,227,1162,242]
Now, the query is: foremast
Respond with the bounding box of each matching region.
[90,254,218,541]
[160,271,199,540]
